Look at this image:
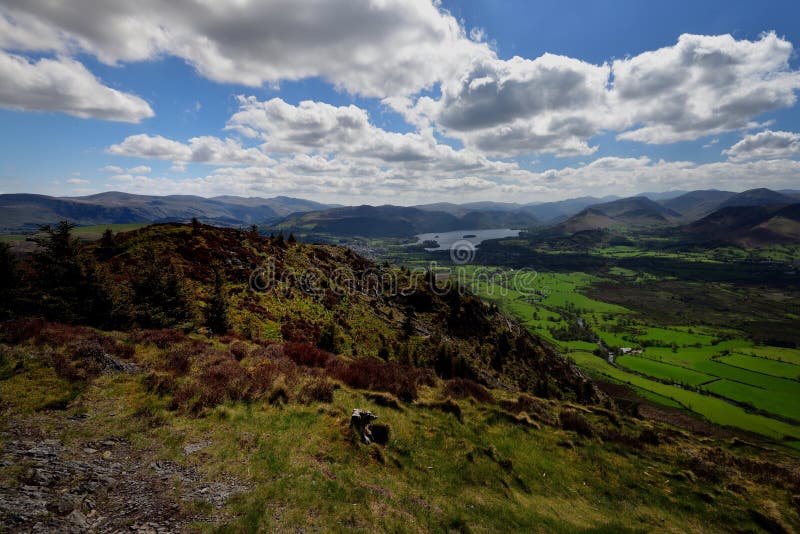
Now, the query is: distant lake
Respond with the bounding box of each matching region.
[412,228,521,251]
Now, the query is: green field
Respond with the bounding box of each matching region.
[460,263,800,446]
[721,353,800,379]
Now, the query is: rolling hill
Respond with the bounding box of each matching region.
[717,188,797,209]
[275,205,538,237]
[685,202,800,246]
[660,190,737,220]
[0,192,331,233]
[557,196,682,233]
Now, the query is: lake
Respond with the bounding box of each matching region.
[412,228,521,251]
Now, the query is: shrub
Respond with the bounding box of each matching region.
[0,317,45,344]
[173,356,251,412]
[229,341,250,361]
[163,344,194,375]
[559,409,595,438]
[442,378,494,404]
[51,339,108,381]
[284,342,332,368]
[143,371,176,397]
[328,357,434,402]
[249,359,285,396]
[499,394,555,424]
[130,328,186,349]
[298,377,335,404]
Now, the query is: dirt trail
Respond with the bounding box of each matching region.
[0,413,248,533]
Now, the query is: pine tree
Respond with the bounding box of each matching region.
[205,268,230,334]
[32,221,85,321]
[0,243,18,319]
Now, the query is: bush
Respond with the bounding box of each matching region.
[298,377,335,404]
[130,328,186,349]
[229,341,250,361]
[51,339,108,381]
[0,317,45,344]
[173,356,251,412]
[558,409,595,438]
[284,342,332,368]
[328,357,434,402]
[249,359,283,396]
[163,344,194,375]
[442,378,494,404]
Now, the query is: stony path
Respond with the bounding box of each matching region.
[0,416,249,533]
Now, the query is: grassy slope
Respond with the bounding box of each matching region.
[2,336,799,533]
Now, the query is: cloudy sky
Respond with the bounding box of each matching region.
[1,0,800,204]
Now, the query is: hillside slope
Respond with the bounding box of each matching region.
[685,202,800,246]
[276,205,537,237]
[661,190,736,220]
[1,223,800,532]
[557,196,681,233]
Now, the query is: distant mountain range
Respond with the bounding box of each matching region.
[0,192,332,232]
[1,188,799,247]
[274,205,539,237]
[555,197,682,233]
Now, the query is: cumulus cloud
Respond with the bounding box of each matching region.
[613,32,800,143]
[0,0,490,98]
[428,54,612,156]
[66,177,89,185]
[4,1,799,155]
[391,32,800,156]
[226,96,517,174]
[0,50,153,122]
[723,130,800,161]
[107,134,272,166]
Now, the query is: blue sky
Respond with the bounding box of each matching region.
[1,0,800,204]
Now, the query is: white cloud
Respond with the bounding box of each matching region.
[428,54,613,157]
[127,165,151,174]
[723,130,800,162]
[0,0,490,98]
[66,177,89,185]
[107,134,272,166]
[613,32,800,143]
[393,32,800,156]
[226,96,516,174]
[0,50,153,122]
[101,165,124,173]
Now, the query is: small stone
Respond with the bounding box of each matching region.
[102,451,113,460]
[83,448,98,454]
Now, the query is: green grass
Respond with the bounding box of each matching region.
[738,346,800,366]
[615,355,716,387]
[568,352,800,443]
[633,327,716,347]
[720,353,800,380]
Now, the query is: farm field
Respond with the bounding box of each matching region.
[453,262,800,447]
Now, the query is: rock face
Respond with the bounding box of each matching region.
[0,420,248,532]
[351,409,378,444]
